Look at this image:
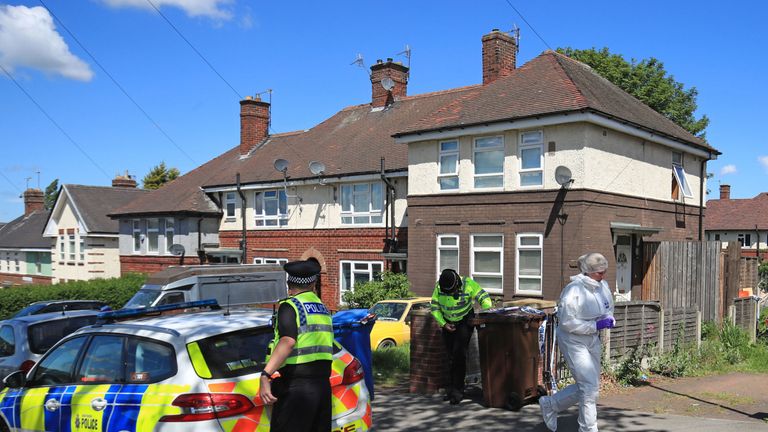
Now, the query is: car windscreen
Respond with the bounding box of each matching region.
[123,287,163,308]
[28,316,99,355]
[191,327,273,379]
[0,325,15,357]
[369,302,407,321]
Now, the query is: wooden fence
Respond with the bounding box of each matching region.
[730,296,760,343]
[642,241,721,322]
[740,256,761,290]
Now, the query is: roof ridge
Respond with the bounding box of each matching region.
[337,84,482,113]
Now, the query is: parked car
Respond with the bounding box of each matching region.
[368,297,431,350]
[0,301,372,431]
[11,300,107,318]
[0,310,101,381]
[123,264,286,308]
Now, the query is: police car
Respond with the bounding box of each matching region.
[0,301,372,432]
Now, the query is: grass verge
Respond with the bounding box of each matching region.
[372,343,409,387]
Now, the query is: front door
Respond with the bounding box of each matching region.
[615,236,632,301]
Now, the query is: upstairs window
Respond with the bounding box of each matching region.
[59,235,65,261]
[473,136,504,188]
[671,151,692,199]
[79,237,85,262]
[68,235,76,261]
[132,220,142,253]
[341,182,383,225]
[254,190,288,227]
[165,219,175,253]
[225,192,237,219]
[438,140,459,190]
[147,219,159,254]
[519,131,543,187]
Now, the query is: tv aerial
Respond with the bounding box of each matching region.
[555,165,573,187]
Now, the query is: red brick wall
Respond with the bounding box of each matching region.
[0,273,53,286]
[406,189,701,302]
[409,311,448,394]
[240,97,270,155]
[370,60,409,108]
[482,30,517,85]
[120,255,202,275]
[219,227,406,310]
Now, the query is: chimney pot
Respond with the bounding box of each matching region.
[23,188,44,215]
[112,172,137,188]
[719,184,731,200]
[482,28,518,85]
[240,97,271,156]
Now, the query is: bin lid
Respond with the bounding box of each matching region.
[332,309,376,328]
[474,306,547,323]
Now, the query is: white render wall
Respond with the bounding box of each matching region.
[408,122,704,203]
[218,178,408,232]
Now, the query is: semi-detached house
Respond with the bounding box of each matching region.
[111,29,720,308]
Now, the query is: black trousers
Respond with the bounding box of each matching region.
[270,375,331,432]
[441,314,474,396]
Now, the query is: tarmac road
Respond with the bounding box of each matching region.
[372,385,768,431]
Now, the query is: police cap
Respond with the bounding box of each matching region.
[284,260,321,286]
[438,269,460,293]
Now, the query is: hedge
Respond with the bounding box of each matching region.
[0,274,146,320]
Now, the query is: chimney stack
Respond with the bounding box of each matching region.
[23,188,44,216]
[719,184,731,200]
[482,29,517,85]
[112,171,137,188]
[240,96,270,156]
[370,58,409,108]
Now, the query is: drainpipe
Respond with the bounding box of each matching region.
[698,156,710,241]
[197,217,204,264]
[237,173,247,264]
[380,158,396,263]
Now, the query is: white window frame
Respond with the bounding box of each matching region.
[164,219,175,254]
[79,237,85,262]
[59,235,66,260]
[13,253,19,273]
[68,235,76,261]
[438,140,459,191]
[519,131,544,187]
[132,220,142,254]
[146,219,160,255]
[515,233,543,295]
[672,151,693,199]
[253,257,289,265]
[340,182,384,226]
[339,260,383,302]
[34,253,42,274]
[254,190,288,227]
[225,192,237,219]
[436,234,460,279]
[470,234,504,294]
[473,136,504,189]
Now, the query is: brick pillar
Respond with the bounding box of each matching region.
[409,310,449,394]
[23,188,44,215]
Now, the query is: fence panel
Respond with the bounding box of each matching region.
[732,297,759,343]
[607,301,661,360]
[662,308,700,351]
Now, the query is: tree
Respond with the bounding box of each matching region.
[342,271,414,309]
[557,47,709,138]
[44,179,59,210]
[142,162,180,190]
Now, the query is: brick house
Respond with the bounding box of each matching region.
[705,184,768,259]
[0,189,52,286]
[398,30,721,302]
[43,176,148,282]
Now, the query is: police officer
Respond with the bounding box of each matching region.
[431,268,493,404]
[259,260,334,432]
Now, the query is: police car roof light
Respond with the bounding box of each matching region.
[98,299,221,321]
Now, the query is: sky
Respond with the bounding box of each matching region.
[1,0,767,222]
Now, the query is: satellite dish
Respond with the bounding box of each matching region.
[169,244,185,256]
[273,159,289,173]
[555,166,573,186]
[381,77,395,91]
[309,161,326,176]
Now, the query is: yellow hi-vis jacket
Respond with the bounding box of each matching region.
[268,291,334,365]
[430,276,493,327]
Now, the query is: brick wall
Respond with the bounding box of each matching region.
[219,227,407,310]
[0,273,53,286]
[120,255,202,275]
[407,189,701,301]
[409,310,448,394]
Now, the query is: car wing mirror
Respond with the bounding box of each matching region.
[3,370,27,389]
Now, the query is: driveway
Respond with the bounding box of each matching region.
[373,373,768,431]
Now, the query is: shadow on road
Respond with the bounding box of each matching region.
[644,382,768,422]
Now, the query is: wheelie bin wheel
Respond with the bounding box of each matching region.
[505,391,522,411]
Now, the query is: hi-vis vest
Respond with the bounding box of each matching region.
[269,291,334,365]
[430,277,493,327]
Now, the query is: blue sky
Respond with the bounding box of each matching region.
[1,0,766,222]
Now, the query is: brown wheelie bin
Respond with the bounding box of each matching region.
[471,309,546,411]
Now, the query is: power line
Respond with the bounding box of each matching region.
[0,63,111,179]
[0,170,22,194]
[503,0,553,51]
[145,0,243,100]
[38,0,197,165]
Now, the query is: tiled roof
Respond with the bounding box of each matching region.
[705,193,768,231]
[0,210,50,249]
[396,51,717,153]
[62,185,149,233]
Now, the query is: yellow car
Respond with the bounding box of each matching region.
[368,297,431,350]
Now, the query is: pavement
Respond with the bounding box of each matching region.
[372,384,768,431]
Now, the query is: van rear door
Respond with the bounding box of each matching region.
[198,272,286,306]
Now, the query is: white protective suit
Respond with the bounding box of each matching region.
[550,273,614,432]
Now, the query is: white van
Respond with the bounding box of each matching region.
[123,264,287,309]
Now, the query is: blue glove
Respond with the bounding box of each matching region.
[596,316,615,330]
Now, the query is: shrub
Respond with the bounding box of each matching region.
[719,321,751,364]
[650,328,694,377]
[611,345,649,386]
[0,274,146,319]
[701,321,719,340]
[342,271,414,309]
[758,307,768,343]
[758,261,768,292]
